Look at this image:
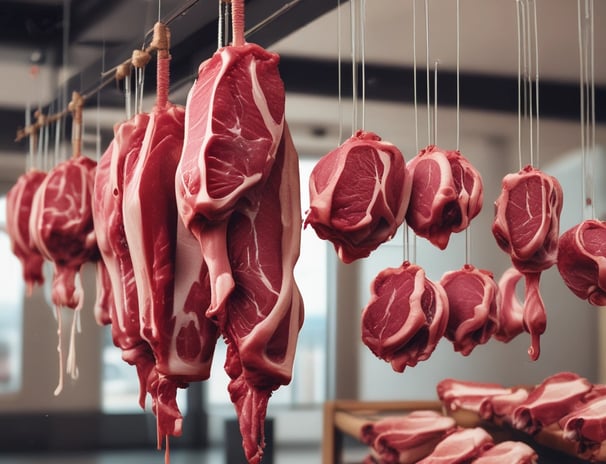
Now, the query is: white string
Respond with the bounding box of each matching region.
[516,0,523,170]
[532,0,540,168]
[424,0,431,146]
[434,60,439,146]
[337,0,344,144]
[413,0,419,152]
[578,0,587,215]
[360,0,366,131]
[350,0,358,131]
[524,0,534,167]
[456,0,460,151]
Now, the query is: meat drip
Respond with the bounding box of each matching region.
[92,111,157,410]
[361,411,456,464]
[416,427,494,464]
[6,169,47,295]
[557,219,606,306]
[122,23,219,448]
[28,92,98,394]
[221,124,303,463]
[492,165,563,360]
[304,130,411,263]
[439,264,499,356]
[405,145,483,250]
[493,267,525,343]
[361,261,449,373]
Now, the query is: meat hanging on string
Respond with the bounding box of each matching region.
[361,261,449,373]
[492,165,563,360]
[6,169,47,295]
[557,219,606,306]
[122,23,219,452]
[304,130,411,263]
[405,145,483,250]
[28,92,99,395]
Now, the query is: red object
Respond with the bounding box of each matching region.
[305,130,410,263]
[440,264,499,356]
[406,145,483,250]
[511,372,593,434]
[557,219,606,306]
[560,394,606,454]
[492,165,563,360]
[361,411,456,464]
[176,42,285,328]
[472,441,538,464]
[222,125,303,464]
[6,169,47,295]
[361,261,449,373]
[479,388,530,423]
[437,378,513,414]
[494,267,525,343]
[416,427,494,464]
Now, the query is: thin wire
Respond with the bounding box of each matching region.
[337,0,344,144]
[532,0,540,167]
[589,0,595,218]
[424,0,431,146]
[360,0,366,131]
[350,0,358,131]
[516,0,523,170]
[218,0,224,47]
[456,0,460,151]
[524,0,534,167]
[434,60,438,146]
[158,0,161,22]
[413,0,419,152]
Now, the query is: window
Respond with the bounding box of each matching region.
[0,196,25,395]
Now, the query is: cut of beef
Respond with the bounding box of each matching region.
[175,41,285,328]
[511,372,593,434]
[91,112,156,409]
[305,130,410,263]
[492,165,563,360]
[557,219,606,306]
[559,394,606,456]
[479,387,530,424]
[437,378,514,415]
[472,441,538,464]
[28,154,98,394]
[405,145,483,250]
[6,170,47,295]
[361,411,456,464]
[416,427,494,464]
[361,261,449,372]
[123,49,220,446]
[440,264,499,356]
[222,124,303,464]
[494,267,525,343]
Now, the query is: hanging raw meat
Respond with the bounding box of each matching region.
[361,411,457,464]
[492,165,563,360]
[92,111,157,410]
[361,261,449,372]
[6,169,47,295]
[28,102,98,394]
[439,264,499,356]
[175,15,285,328]
[122,23,219,447]
[405,145,483,250]
[305,130,411,263]
[511,372,592,435]
[416,427,494,464]
[221,124,303,464]
[557,219,606,306]
[493,267,526,343]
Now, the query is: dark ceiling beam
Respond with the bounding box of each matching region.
[0,1,63,49]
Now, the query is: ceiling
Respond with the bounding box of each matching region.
[0,0,604,174]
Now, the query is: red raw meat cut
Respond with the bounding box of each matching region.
[492,165,563,360]
[123,44,219,448]
[361,411,456,464]
[511,371,593,434]
[557,219,606,306]
[361,261,449,372]
[175,40,285,327]
[221,124,303,464]
[440,264,499,355]
[472,441,538,464]
[6,169,47,295]
[559,394,606,457]
[437,378,514,414]
[494,267,525,343]
[29,154,98,395]
[478,387,530,423]
[405,145,483,250]
[416,427,494,464]
[92,112,158,410]
[305,130,411,263]
[93,259,113,326]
